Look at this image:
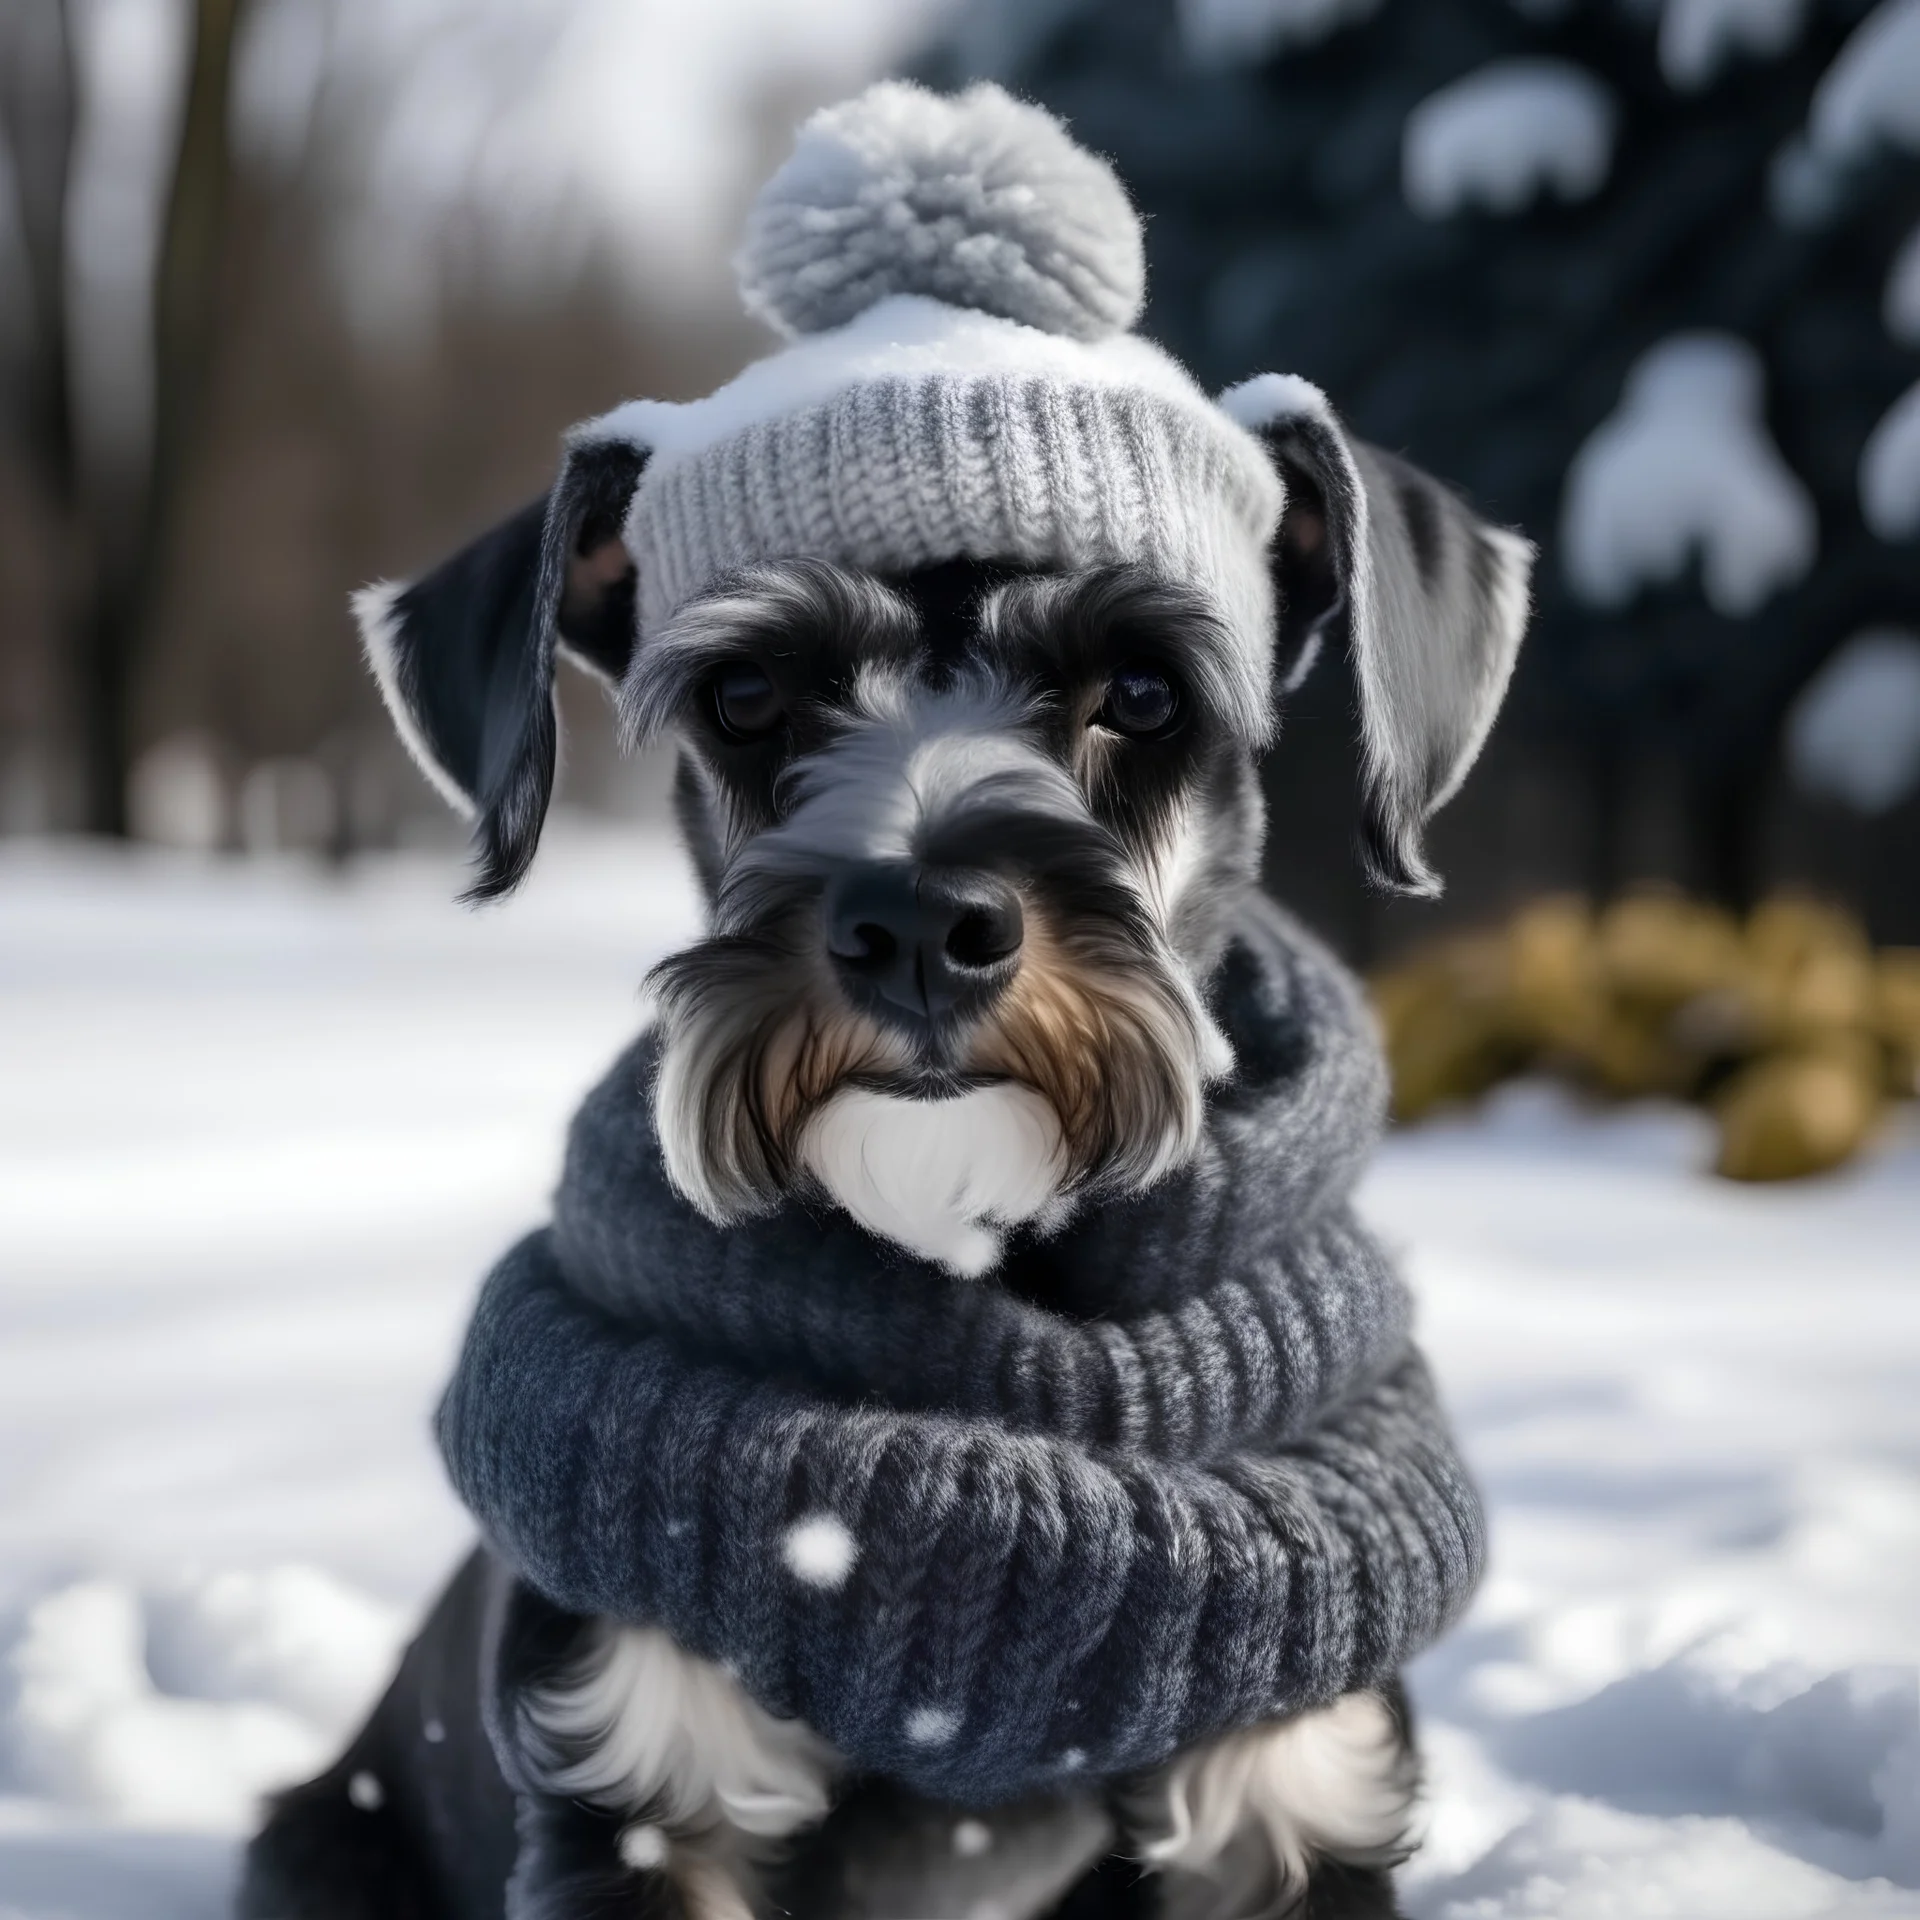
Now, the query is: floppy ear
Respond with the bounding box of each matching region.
[352,435,648,901]
[1221,375,1533,898]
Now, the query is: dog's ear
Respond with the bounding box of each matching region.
[353,436,648,901]
[1223,375,1533,898]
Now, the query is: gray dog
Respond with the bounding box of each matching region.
[241,81,1530,1920]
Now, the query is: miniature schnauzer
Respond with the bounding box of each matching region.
[239,386,1528,1920]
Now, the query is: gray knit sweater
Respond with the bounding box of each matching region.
[437,898,1484,1806]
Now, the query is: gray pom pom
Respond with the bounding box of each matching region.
[737,82,1145,342]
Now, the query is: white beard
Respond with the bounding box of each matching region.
[1141,1691,1417,1915]
[799,1082,1068,1277]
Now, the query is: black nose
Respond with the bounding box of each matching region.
[825,865,1024,1024]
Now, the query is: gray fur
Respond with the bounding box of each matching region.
[1347,441,1534,895]
[436,895,1485,1808]
[1221,374,1534,897]
[312,78,1527,1920]
[736,82,1145,342]
[982,567,1274,751]
[617,562,920,754]
[625,560,1249,1223]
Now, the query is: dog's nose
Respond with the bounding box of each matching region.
[825,865,1024,1023]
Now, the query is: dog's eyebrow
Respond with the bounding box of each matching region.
[982,566,1271,748]
[617,558,920,745]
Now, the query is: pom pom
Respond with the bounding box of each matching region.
[737,81,1145,343]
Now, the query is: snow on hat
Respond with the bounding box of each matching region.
[581,82,1287,702]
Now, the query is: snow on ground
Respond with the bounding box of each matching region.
[2,829,1917,1918]
[1561,333,1818,619]
[1401,60,1615,220]
[1382,1089,1920,1916]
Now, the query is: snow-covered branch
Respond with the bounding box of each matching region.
[1787,629,1920,813]
[1561,334,1817,618]
[1655,0,1807,91]
[1175,0,1380,68]
[1888,226,1920,345]
[1861,378,1920,541]
[1808,0,1920,165]
[1402,59,1614,220]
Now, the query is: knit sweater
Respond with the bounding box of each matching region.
[437,897,1484,1806]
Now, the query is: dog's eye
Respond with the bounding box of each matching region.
[1098,664,1179,738]
[711,662,785,740]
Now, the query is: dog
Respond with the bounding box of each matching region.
[239,82,1529,1920]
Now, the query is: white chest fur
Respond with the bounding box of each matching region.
[799,1081,1068,1276]
[526,1624,1411,1920]
[523,1624,837,1847]
[1143,1691,1418,1914]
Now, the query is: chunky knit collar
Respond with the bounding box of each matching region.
[438,897,1484,1804]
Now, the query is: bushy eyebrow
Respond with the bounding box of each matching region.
[980,566,1271,748]
[616,558,920,746]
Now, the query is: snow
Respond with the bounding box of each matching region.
[1809,0,1920,167]
[1654,0,1808,91]
[586,295,1218,470]
[953,1817,994,1855]
[1174,0,1382,69]
[904,1708,961,1747]
[3,833,1918,1918]
[1402,60,1615,220]
[1888,227,1920,347]
[781,1517,858,1590]
[1217,371,1337,432]
[1774,0,1920,226]
[1379,1085,1920,1917]
[5,1575,389,1834]
[1787,629,1920,814]
[1862,378,1920,542]
[618,1822,668,1869]
[1560,333,1818,617]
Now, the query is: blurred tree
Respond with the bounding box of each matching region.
[0,0,81,829]
[920,0,1920,949]
[0,0,894,852]
[0,0,78,521]
[3,0,252,837]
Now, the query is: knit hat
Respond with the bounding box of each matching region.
[579,83,1287,690]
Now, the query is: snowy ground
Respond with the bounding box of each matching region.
[2,827,1915,1919]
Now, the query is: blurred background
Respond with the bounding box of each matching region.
[0,0,947,865]
[2,6,1918,1916]
[4,0,1917,958]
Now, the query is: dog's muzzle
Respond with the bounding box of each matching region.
[648,674,1230,1249]
[824,863,1025,1031]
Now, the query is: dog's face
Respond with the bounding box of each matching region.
[623,559,1260,1269]
[356,388,1531,1270]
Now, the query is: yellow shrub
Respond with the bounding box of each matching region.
[1369,888,1912,1181]
[1714,1040,1884,1183]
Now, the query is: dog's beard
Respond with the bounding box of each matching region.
[968,914,1231,1197]
[648,933,907,1229]
[800,1081,1067,1277]
[649,909,1230,1275]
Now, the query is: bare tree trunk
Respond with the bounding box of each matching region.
[0,0,78,514]
[69,0,252,836]
[1,0,83,829]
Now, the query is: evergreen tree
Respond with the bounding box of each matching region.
[922,0,1920,948]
